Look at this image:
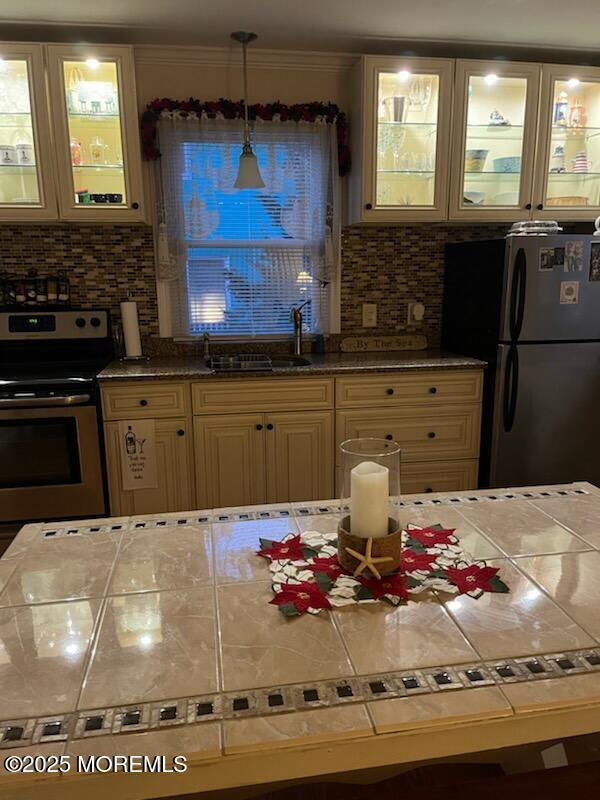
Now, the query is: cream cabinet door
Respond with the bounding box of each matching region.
[265,411,334,503]
[194,414,266,509]
[104,418,194,516]
[46,44,144,221]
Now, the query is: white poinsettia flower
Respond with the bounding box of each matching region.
[329,596,357,607]
[329,585,356,599]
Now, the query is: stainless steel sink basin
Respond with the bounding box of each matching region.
[205,353,311,372]
[269,355,311,368]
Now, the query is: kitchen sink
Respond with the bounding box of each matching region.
[269,355,312,368]
[205,354,311,372]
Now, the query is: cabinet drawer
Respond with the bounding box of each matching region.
[335,370,482,409]
[102,382,189,420]
[336,404,481,463]
[401,460,478,494]
[192,378,333,414]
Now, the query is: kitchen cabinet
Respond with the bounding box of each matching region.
[104,417,195,515]
[46,44,144,221]
[449,60,541,221]
[0,43,57,220]
[349,55,454,222]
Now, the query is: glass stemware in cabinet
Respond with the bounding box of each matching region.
[63,59,127,206]
[375,71,440,207]
[544,78,600,210]
[461,74,528,208]
[0,59,41,205]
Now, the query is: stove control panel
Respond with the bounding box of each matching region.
[0,310,109,340]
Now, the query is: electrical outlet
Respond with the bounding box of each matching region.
[362,303,377,327]
[407,302,425,325]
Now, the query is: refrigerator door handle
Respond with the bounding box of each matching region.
[509,247,527,342]
[503,345,519,433]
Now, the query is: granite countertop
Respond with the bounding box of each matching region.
[2,481,600,796]
[98,350,486,382]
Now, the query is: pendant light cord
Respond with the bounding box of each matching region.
[242,39,250,147]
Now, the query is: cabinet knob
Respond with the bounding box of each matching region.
[385,434,393,441]
[429,386,437,394]
[386,388,394,395]
[266,423,274,430]
[132,202,140,210]
[536,203,544,210]
[177,429,185,436]
[525,203,532,210]
[428,431,436,439]
[256,424,263,431]
[365,202,373,210]
[139,399,148,407]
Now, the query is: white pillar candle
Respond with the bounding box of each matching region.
[350,460,389,538]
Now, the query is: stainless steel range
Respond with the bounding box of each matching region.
[0,309,113,524]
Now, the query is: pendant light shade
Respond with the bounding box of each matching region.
[231,31,265,190]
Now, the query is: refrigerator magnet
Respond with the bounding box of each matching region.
[560,281,580,304]
[589,242,600,281]
[565,240,584,272]
[553,247,565,268]
[539,247,554,271]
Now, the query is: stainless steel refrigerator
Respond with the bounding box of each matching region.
[443,235,600,489]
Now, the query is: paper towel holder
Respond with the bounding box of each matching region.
[117,321,150,362]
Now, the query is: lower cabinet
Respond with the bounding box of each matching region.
[194,411,334,509]
[401,460,478,494]
[104,418,195,515]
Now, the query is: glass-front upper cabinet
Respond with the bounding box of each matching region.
[46,45,144,221]
[0,44,56,220]
[450,60,541,220]
[349,56,453,222]
[534,65,600,220]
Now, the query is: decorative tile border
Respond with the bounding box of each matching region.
[3,647,600,750]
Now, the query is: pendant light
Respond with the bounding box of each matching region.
[231,31,265,189]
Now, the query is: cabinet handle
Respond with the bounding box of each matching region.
[536,203,544,210]
[139,399,148,407]
[425,487,433,493]
[256,424,263,431]
[177,429,185,436]
[132,202,140,210]
[525,203,532,210]
[428,431,436,439]
[365,202,373,210]
[386,388,395,395]
[266,423,274,430]
[429,386,437,394]
[385,434,393,441]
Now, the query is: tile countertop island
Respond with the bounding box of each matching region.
[97,350,486,381]
[2,482,600,799]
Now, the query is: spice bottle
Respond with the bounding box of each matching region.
[14,279,25,304]
[6,279,16,305]
[47,275,58,303]
[36,276,47,304]
[0,272,6,305]
[25,270,37,305]
[58,270,70,305]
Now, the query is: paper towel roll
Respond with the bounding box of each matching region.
[120,300,142,358]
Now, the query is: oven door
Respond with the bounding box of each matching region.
[0,405,106,523]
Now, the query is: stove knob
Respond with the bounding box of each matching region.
[90,317,101,327]
[75,317,86,328]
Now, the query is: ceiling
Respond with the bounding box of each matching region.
[1,0,599,54]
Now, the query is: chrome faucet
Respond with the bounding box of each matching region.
[290,299,311,356]
[203,331,211,361]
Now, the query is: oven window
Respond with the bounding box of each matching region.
[0,418,82,488]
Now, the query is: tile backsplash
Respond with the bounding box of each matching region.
[0,222,516,350]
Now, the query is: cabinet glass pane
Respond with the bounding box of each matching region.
[462,74,527,207]
[545,78,600,209]
[376,71,439,207]
[0,59,41,205]
[63,59,127,205]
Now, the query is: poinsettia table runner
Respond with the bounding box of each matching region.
[257,525,509,616]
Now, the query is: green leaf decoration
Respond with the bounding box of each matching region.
[301,546,318,560]
[404,538,426,553]
[488,575,510,593]
[405,575,422,590]
[314,572,334,593]
[278,602,300,617]
[428,569,449,580]
[355,585,373,601]
[259,538,277,550]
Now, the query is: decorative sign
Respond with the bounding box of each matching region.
[340,335,427,353]
[560,281,580,305]
[118,419,158,491]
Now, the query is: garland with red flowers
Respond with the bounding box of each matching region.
[140,97,350,175]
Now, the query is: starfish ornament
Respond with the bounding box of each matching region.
[344,537,394,580]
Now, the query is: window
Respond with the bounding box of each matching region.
[157,118,337,338]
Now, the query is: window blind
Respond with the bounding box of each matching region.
[157,117,334,338]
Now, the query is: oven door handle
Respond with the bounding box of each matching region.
[0,394,91,408]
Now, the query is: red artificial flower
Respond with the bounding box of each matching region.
[257,534,305,562]
[409,526,456,547]
[307,554,344,580]
[401,549,438,572]
[271,581,331,613]
[358,572,408,601]
[445,564,500,594]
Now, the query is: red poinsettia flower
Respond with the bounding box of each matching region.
[401,549,438,572]
[271,581,331,613]
[307,554,344,580]
[409,526,456,547]
[257,534,305,562]
[445,564,500,594]
[358,572,408,601]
